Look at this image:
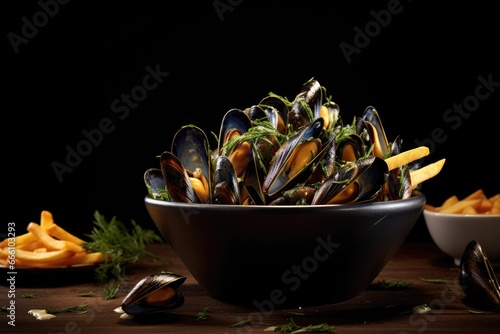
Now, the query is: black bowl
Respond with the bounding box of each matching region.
[145,193,425,308]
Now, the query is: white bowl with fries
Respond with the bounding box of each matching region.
[423,189,500,266]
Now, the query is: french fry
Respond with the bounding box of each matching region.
[27,222,83,253]
[45,223,85,245]
[1,247,74,265]
[0,210,105,268]
[40,210,55,229]
[440,195,459,210]
[478,199,493,213]
[424,204,437,212]
[410,158,446,189]
[16,240,46,251]
[463,189,486,201]
[429,189,500,215]
[0,231,37,248]
[462,205,478,215]
[384,146,430,171]
[26,252,104,268]
[489,194,500,202]
[439,199,482,214]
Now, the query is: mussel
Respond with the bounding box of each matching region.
[459,240,500,311]
[144,168,166,200]
[262,118,326,197]
[144,77,421,206]
[287,78,323,131]
[121,271,186,316]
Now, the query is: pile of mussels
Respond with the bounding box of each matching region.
[144,78,418,205]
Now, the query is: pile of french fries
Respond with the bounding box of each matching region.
[384,146,446,190]
[425,189,500,214]
[0,211,105,268]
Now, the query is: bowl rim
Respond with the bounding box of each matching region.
[423,208,500,218]
[145,192,426,211]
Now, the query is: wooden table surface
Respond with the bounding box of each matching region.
[2,242,499,334]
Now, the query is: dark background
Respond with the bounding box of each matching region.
[3,1,499,242]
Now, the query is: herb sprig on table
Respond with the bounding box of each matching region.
[82,211,166,284]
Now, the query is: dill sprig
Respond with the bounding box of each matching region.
[267,92,293,107]
[371,279,414,290]
[266,318,335,333]
[196,306,210,320]
[82,211,166,283]
[230,319,251,327]
[419,278,448,284]
[103,282,120,300]
[46,304,88,314]
[333,117,358,144]
[221,119,286,156]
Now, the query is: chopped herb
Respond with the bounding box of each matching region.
[83,211,166,283]
[221,119,286,157]
[230,319,251,327]
[419,278,448,284]
[21,294,36,298]
[197,306,210,320]
[283,311,305,316]
[266,318,334,333]
[467,309,485,314]
[77,291,96,297]
[104,282,120,300]
[371,279,413,290]
[46,304,88,314]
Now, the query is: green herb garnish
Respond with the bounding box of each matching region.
[371,279,413,289]
[230,319,251,327]
[419,278,448,284]
[77,291,95,297]
[197,306,210,320]
[46,304,88,314]
[83,211,166,283]
[103,282,120,300]
[221,119,286,157]
[266,318,334,333]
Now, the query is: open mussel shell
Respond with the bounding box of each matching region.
[311,156,388,205]
[217,108,252,155]
[160,152,201,203]
[121,271,187,316]
[360,106,390,158]
[459,240,500,311]
[258,95,288,134]
[144,168,166,200]
[288,79,323,131]
[263,118,325,197]
[171,125,212,203]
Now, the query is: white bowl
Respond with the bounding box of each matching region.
[423,209,500,266]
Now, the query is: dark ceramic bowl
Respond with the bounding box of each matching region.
[145,193,425,308]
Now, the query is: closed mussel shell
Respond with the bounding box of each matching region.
[121,271,187,315]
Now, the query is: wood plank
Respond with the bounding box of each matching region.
[2,243,498,333]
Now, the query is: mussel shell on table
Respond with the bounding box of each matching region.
[121,271,187,316]
[459,240,500,311]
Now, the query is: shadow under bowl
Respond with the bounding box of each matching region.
[145,193,426,308]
